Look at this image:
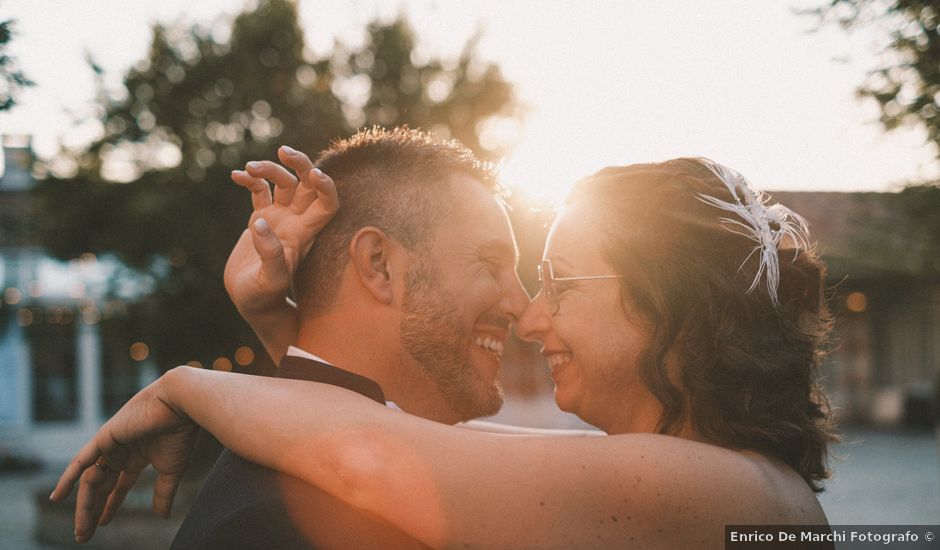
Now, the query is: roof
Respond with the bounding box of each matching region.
[771,191,934,280]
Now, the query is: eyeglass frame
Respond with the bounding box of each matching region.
[536,259,627,314]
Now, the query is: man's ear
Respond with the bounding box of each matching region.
[348,227,399,305]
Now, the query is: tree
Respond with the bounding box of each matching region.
[34,0,522,369]
[0,16,32,111]
[810,1,940,149]
[811,1,940,277]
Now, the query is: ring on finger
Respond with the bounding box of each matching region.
[94,459,115,474]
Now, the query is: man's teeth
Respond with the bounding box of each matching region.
[547,354,571,368]
[473,336,504,357]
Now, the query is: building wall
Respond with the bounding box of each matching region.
[0,314,30,430]
[827,280,940,425]
[0,137,110,463]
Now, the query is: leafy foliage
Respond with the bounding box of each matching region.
[0,17,33,111]
[811,1,940,277]
[34,0,522,368]
[811,1,940,146]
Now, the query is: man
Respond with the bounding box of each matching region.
[170,128,530,549]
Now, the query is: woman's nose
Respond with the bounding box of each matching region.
[516,290,552,343]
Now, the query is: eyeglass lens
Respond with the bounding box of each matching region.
[538,260,556,303]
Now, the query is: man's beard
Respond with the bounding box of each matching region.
[400,256,503,421]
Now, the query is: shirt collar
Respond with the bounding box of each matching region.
[286,345,334,366]
[277,346,388,407]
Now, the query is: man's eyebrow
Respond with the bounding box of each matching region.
[477,239,518,264]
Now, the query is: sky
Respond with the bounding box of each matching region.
[1,0,938,204]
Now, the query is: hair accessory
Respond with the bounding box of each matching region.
[694,158,809,306]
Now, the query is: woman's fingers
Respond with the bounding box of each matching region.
[153,472,184,519]
[51,437,106,502]
[277,146,319,213]
[98,452,148,526]
[230,170,272,211]
[246,160,298,206]
[52,427,132,543]
[74,455,123,543]
[290,174,319,213]
[251,218,290,291]
[98,471,137,526]
[306,169,339,224]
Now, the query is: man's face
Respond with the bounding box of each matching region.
[399,176,529,421]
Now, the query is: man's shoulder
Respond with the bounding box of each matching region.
[171,449,317,550]
[185,448,285,511]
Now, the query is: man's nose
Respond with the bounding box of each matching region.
[500,272,531,324]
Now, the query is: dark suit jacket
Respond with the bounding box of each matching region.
[170,355,387,550]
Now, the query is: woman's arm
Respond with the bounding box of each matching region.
[224,227,300,364]
[224,146,337,364]
[55,367,773,548]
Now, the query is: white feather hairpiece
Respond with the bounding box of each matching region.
[693,158,810,307]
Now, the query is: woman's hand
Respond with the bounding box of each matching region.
[224,146,338,318]
[50,368,198,544]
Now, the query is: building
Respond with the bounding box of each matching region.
[775,191,939,426]
[0,136,152,464]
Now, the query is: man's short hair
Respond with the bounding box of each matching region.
[294,127,500,317]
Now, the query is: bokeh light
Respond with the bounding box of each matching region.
[129,342,150,361]
[212,357,233,372]
[846,291,868,313]
[234,346,255,366]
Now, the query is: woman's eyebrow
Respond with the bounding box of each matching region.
[548,256,574,270]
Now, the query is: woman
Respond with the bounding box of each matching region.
[53,156,835,549]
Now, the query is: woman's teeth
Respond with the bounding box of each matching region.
[547,354,571,368]
[474,336,504,358]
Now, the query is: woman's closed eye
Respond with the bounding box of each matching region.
[553,280,576,296]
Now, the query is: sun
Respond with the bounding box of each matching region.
[499,147,579,210]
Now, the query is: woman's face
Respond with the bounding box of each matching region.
[517,205,662,434]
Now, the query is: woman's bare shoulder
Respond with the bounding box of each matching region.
[590,433,828,525]
[456,433,829,548]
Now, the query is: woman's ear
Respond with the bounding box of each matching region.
[348,227,398,305]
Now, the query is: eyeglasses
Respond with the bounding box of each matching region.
[537,259,626,314]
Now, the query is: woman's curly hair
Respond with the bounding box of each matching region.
[568,159,837,491]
